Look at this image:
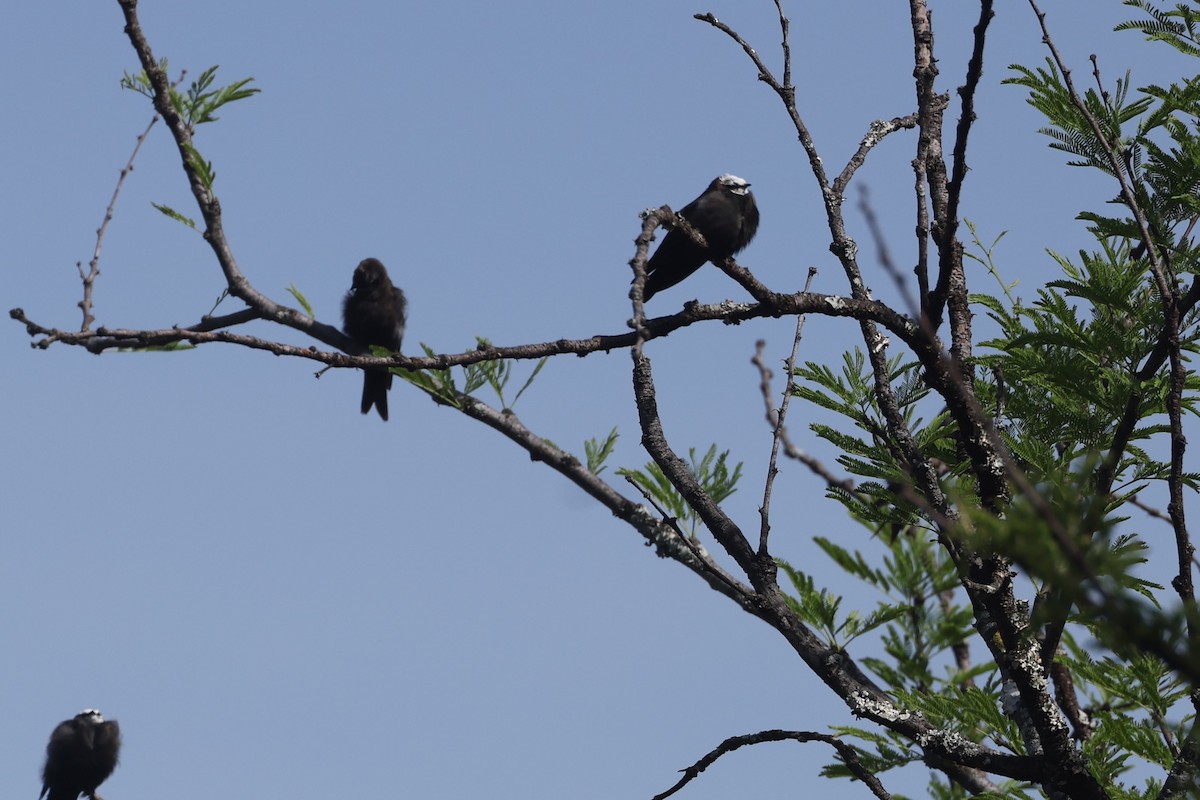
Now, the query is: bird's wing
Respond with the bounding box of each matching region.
[740,194,761,250]
[78,723,96,750]
[45,721,78,756]
[676,192,708,228]
[96,720,121,748]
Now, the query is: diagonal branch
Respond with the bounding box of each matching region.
[115,0,342,345]
[451,390,760,611]
[630,346,761,582]
[752,336,859,492]
[78,75,184,333]
[1025,0,1168,298]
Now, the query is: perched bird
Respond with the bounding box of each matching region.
[342,257,407,421]
[642,174,760,301]
[40,709,121,800]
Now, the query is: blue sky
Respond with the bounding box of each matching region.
[3,2,1195,798]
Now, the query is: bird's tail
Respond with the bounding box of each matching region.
[361,368,393,421]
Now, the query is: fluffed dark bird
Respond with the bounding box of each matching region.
[342,257,407,421]
[40,709,121,800]
[642,174,760,301]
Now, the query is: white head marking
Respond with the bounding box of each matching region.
[717,174,750,195]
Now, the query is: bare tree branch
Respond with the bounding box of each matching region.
[11,286,926,367]
[78,72,185,333]
[651,729,893,800]
[751,336,857,491]
[756,266,817,555]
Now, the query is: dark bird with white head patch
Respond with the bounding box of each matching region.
[342,257,407,421]
[641,174,759,301]
[40,709,121,800]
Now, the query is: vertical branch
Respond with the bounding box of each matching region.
[1165,311,1195,623]
[757,267,817,556]
[630,208,664,331]
[913,135,933,319]
[940,0,994,367]
[910,1,974,391]
[910,0,947,323]
[771,0,791,91]
[945,1,994,265]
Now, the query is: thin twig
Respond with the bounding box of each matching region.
[751,342,856,493]
[942,0,995,308]
[620,475,755,601]
[859,185,923,320]
[651,729,893,800]
[757,266,817,555]
[78,69,187,332]
[1128,492,1171,523]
